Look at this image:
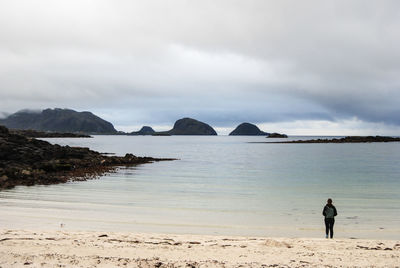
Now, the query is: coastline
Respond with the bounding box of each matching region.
[250,136,400,144]
[0,125,175,189]
[1,229,399,267]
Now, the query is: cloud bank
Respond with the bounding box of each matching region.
[1,0,400,134]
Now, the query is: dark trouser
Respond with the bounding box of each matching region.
[325,218,335,238]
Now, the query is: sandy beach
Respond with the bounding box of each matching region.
[1,229,399,267]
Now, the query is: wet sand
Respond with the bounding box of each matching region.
[1,229,399,267]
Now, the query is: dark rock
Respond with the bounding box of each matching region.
[0,108,117,134]
[160,118,217,135]
[130,126,156,135]
[229,123,268,136]
[0,125,175,190]
[0,125,9,134]
[267,133,288,138]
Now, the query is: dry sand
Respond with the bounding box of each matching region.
[1,229,399,267]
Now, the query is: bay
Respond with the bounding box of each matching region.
[1,136,399,239]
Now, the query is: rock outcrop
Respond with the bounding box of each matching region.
[159,118,217,135]
[0,125,174,189]
[267,133,288,138]
[229,123,268,136]
[0,108,117,134]
[130,126,155,135]
[269,136,400,143]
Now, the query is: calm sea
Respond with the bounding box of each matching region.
[1,136,400,239]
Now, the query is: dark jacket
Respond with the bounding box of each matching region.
[322,204,337,219]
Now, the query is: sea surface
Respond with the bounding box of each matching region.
[1,136,400,239]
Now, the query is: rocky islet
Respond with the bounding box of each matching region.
[158,118,217,135]
[130,126,156,135]
[229,123,269,136]
[267,133,288,138]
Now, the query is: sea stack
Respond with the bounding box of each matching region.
[162,118,217,135]
[229,123,268,136]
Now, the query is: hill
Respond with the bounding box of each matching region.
[130,126,156,135]
[0,108,117,134]
[159,118,217,135]
[229,123,269,136]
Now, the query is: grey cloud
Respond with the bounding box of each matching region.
[0,0,399,131]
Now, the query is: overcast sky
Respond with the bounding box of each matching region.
[1,0,400,135]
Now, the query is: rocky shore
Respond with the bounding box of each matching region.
[0,125,174,189]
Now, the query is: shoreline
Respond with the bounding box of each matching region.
[0,125,175,189]
[250,136,400,144]
[1,229,399,267]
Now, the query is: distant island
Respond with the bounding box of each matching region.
[254,136,400,143]
[0,108,117,134]
[157,118,217,135]
[229,123,269,136]
[0,125,174,190]
[1,108,293,136]
[129,118,217,136]
[130,126,156,136]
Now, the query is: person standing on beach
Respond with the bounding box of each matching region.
[322,198,337,238]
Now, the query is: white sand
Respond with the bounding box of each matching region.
[1,229,399,267]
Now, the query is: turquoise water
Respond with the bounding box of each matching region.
[1,136,400,239]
